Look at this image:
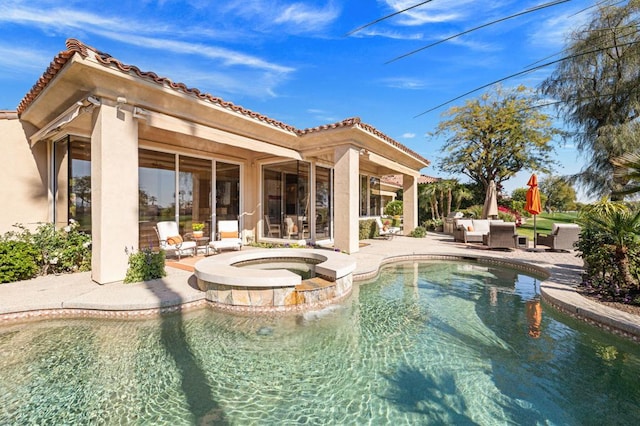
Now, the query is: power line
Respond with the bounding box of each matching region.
[387,0,570,64]
[345,1,435,37]
[414,40,638,117]
[524,24,640,68]
[568,0,626,18]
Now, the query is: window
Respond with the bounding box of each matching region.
[359,174,381,217]
[69,140,91,232]
[315,166,332,239]
[262,161,310,239]
[139,149,176,247]
[179,156,212,237]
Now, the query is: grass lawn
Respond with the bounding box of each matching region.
[516,212,579,239]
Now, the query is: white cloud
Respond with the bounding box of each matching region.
[529,4,592,49]
[381,77,427,90]
[1,4,292,73]
[305,108,338,123]
[0,44,50,73]
[0,3,295,97]
[222,0,340,34]
[355,28,424,40]
[382,0,495,26]
[274,2,340,31]
[402,132,416,138]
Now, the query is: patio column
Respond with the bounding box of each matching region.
[403,174,418,235]
[333,146,360,254]
[91,104,139,284]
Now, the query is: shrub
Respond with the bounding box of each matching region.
[422,219,443,231]
[0,222,91,283]
[577,201,640,302]
[124,248,166,283]
[359,219,378,240]
[32,222,92,275]
[384,200,403,216]
[409,226,427,238]
[0,240,40,283]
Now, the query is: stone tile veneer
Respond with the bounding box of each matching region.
[197,275,353,313]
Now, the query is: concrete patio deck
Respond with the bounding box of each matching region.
[0,232,638,341]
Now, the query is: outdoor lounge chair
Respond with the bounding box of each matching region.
[209,220,242,253]
[375,217,400,239]
[285,216,299,239]
[484,222,518,250]
[155,221,197,260]
[264,215,281,238]
[537,223,580,251]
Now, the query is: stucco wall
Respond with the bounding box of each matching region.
[0,118,49,233]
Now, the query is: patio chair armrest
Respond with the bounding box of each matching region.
[536,233,554,246]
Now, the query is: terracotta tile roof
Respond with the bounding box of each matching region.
[299,117,429,165]
[0,110,18,120]
[382,174,440,186]
[17,39,429,166]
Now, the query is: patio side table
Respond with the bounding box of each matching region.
[516,235,529,249]
[193,236,211,256]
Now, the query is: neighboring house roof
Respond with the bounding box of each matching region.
[17,38,429,166]
[382,174,440,187]
[0,111,18,120]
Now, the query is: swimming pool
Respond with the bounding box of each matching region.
[1,260,639,424]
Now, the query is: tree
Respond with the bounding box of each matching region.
[435,85,560,194]
[539,176,577,212]
[540,1,640,200]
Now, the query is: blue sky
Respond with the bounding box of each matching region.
[0,0,595,200]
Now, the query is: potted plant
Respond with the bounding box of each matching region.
[192,222,205,238]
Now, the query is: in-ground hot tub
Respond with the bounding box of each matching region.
[194,249,356,313]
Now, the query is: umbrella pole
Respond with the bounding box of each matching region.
[533,215,537,248]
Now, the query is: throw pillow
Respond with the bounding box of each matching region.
[167,235,183,245]
[467,225,474,232]
[220,231,238,239]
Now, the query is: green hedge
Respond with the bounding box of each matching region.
[0,223,91,284]
[0,240,40,283]
[359,219,378,240]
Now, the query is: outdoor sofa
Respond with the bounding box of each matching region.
[453,218,503,243]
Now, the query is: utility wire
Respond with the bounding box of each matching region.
[414,40,638,117]
[568,0,626,18]
[387,0,569,64]
[345,0,434,37]
[524,24,640,68]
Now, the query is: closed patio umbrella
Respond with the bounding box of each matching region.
[525,174,542,248]
[482,180,499,219]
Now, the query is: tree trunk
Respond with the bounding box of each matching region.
[615,245,637,289]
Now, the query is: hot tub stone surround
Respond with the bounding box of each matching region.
[194,249,356,311]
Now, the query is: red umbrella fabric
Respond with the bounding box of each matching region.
[525,174,542,215]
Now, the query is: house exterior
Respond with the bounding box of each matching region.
[0,39,429,284]
[380,174,440,214]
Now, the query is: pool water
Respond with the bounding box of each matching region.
[234,257,320,280]
[1,260,640,425]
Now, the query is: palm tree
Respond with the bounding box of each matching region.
[452,185,473,211]
[612,152,640,196]
[419,184,439,220]
[580,200,640,289]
